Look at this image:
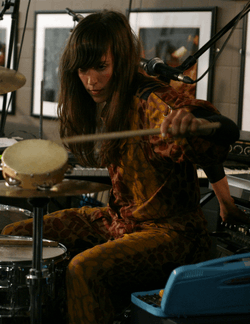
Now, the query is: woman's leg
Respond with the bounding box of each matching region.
[66,226,210,324]
[1,206,112,250]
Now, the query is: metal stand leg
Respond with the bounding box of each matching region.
[0,0,21,136]
[26,198,49,324]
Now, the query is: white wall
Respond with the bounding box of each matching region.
[1,0,248,140]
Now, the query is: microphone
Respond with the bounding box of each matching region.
[66,8,84,22]
[140,57,194,84]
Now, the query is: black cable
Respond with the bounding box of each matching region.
[192,1,250,84]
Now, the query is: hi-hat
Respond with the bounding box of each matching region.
[0,179,111,198]
[0,66,26,94]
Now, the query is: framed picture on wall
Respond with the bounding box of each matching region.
[238,13,250,133]
[129,8,217,101]
[31,11,93,118]
[0,12,16,114]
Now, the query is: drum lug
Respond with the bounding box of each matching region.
[28,267,50,277]
[37,182,53,190]
[0,266,13,288]
[65,164,73,175]
[5,176,21,187]
[26,268,51,288]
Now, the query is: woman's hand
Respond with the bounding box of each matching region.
[160,108,212,138]
[219,197,250,225]
[210,176,250,225]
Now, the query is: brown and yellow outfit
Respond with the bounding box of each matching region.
[2,80,230,324]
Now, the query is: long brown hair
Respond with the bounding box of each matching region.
[57,10,142,166]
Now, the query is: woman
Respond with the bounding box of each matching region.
[2,10,239,324]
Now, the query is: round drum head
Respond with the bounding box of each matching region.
[0,246,64,262]
[0,235,66,262]
[0,245,65,262]
[1,139,69,189]
[2,139,68,175]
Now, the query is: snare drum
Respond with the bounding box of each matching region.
[0,204,33,232]
[1,139,68,189]
[0,235,67,318]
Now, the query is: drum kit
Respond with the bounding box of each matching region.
[0,67,112,323]
[0,140,111,324]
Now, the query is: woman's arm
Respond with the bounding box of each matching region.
[206,173,250,224]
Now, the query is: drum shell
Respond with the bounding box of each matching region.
[0,236,67,318]
[2,163,68,189]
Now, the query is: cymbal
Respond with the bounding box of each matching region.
[0,179,111,198]
[0,66,26,95]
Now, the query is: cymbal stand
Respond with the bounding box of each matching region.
[26,197,50,324]
[0,0,20,137]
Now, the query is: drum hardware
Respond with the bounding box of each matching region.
[25,197,49,324]
[0,180,111,323]
[1,177,109,318]
[0,139,111,323]
[4,175,21,187]
[0,162,21,186]
[0,235,67,320]
[37,183,55,191]
[64,164,74,175]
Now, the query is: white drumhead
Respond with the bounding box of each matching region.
[0,245,65,262]
[2,139,68,175]
[0,235,66,262]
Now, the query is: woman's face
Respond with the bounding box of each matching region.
[78,48,114,104]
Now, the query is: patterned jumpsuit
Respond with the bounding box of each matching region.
[2,81,230,324]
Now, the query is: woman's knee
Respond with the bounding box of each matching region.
[1,219,33,236]
[67,247,108,283]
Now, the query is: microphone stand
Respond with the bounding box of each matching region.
[126,0,132,19]
[0,0,20,137]
[178,4,250,73]
[0,0,12,19]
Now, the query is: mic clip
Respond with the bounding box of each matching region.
[65,8,83,22]
[142,57,194,84]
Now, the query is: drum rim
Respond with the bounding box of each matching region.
[0,204,33,217]
[0,235,67,264]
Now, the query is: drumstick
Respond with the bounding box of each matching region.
[56,122,221,145]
